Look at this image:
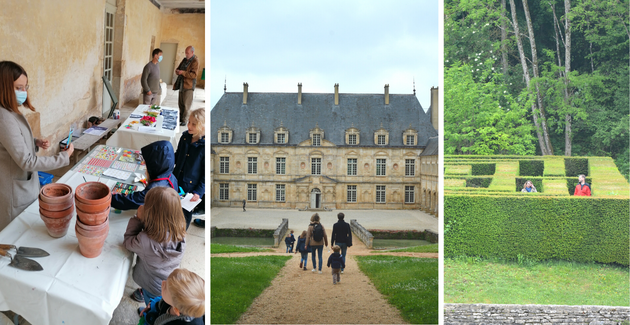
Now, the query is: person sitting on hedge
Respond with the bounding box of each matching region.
[574,174,592,196]
[521,180,537,193]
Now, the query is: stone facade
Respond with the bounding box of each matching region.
[445,303,630,325]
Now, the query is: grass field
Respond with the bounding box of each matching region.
[356,256,438,324]
[445,257,630,306]
[374,244,439,253]
[210,243,274,254]
[211,255,291,324]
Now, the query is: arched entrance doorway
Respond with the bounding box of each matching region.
[310,188,321,209]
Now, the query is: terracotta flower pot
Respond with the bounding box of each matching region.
[75,182,111,205]
[40,183,73,204]
[75,223,109,258]
[77,206,110,226]
[76,216,109,237]
[39,205,74,219]
[75,199,110,214]
[40,213,73,238]
[39,195,74,212]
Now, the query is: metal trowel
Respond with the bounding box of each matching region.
[0,244,49,257]
[0,248,43,271]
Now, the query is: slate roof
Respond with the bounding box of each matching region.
[419,136,438,156]
[211,92,438,147]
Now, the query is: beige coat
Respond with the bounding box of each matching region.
[305,221,328,247]
[0,107,69,230]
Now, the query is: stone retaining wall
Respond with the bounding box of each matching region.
[445,303,630,325]
[273,218,289,248]
[350,219,374,248]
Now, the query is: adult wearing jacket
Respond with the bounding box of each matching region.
[574,174,592,196]
[173,46,199,126]
[0,61,74,230]
[305,213,328,274]
[331,212,353,273]
[112,140,178,210]
[173,108,205,229]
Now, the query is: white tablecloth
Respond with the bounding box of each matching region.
[107,104,180,150]
[0,155,144,324]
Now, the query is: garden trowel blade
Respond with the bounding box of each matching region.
[9,255,43,271]
[16,247,49,257]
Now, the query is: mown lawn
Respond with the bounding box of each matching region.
[374,243,439,253]
[211,255,291,324]
[210,243,274,254]
[445,256,630,306]
[356,256,438,324]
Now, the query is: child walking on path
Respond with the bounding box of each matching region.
[173,108,205,229]
[327,245,345,285]
[124,187,187,307]
[285,230,295,253]
[295,231,309,270]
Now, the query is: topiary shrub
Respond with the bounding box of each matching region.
[567,177,593,195]
[564,158,589,177]
[472,163,496,176]
[519,160,544,176]
[466,178,493,188]
[515,178,544,192]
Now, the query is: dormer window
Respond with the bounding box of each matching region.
[246,123,260,144]
[374,124,389,145]
[309,123,324,147]
[312,134,321,146]
[378,135,386,145]
[217,121,233,144]
[277,133,286,144]
[345,126,360,145]
[274,122,289,144]
[403,126,418,146]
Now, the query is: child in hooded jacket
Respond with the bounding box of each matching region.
[294,230,309,270]
[327,245,345,285]
[124,186,186,306]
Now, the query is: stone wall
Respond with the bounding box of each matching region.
[350,219,374,248]
[160,13,206,88]
[444,303,630,325]
[273,218,289,248]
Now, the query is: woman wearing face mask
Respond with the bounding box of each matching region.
[0,61,74,231]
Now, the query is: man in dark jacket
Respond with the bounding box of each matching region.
[330,212,352,273]
[111,141,178,210]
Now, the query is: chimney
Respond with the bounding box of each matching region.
[334,83,339,105]
[298,83,302,105]
[243,82,248,104]
[431,86,439,131]
[384,84,390,105]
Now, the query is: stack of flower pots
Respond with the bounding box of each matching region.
[39,183,75,238]
[74,182,111,258]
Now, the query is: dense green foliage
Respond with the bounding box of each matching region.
[378,244,439,253]
[368,230,426,240]
[445,257,630,305]
[444,195,629,265]
[210,243,273,254]
[356,256,438,324]
[466,177,493,188]
[211,228,274,238]
[211,256,291,324]
[471,163,496,175]
[518,160,544,176]
[564,158,589,176]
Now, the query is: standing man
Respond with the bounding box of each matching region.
[173,46,198,126]
[242,199,246,212]
[330,212,352,274]
[574,174,592,196]
[141,48,162,105]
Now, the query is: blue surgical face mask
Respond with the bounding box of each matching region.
[15,90,27,105]
[158,55,163,62]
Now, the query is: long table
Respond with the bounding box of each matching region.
[107,104,180,150]
[0,145,146,325]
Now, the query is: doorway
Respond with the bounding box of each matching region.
[310,188,321,209]
[102,3,115,116]
[159,43,178,85]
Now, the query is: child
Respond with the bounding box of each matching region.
[327,245,345,285]
[112,140,178,210]
[124,187,187,306]
[139,268,205,325]
[294,231,309,270]
[284,230,295,253]
[173,108,205,229]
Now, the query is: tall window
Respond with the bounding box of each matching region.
[405,186,415,203]
[277,133,285,144]
[348,134,357,145]
[276,157,286,175]
[376,185,386,203]
[312,134,321,146]
[219,157,229,174]
[247,184,257,201]
[220,133,230,143]
[248,133,257,144]
[248,157,257,174]
[276,184,285,202]
[376,158,386,176]
[406,135,415,146]
[311,158,321,175]
[405,159,415,176]
[347,158,357,176]
[347,185,357,203]
[377,135,386,145]
[219,183,229,200]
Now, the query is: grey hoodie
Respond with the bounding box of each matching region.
[124,216,185,296]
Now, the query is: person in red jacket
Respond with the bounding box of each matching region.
[574,174,591,196]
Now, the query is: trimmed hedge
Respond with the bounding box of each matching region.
[212,228,275,238]
[369,229,426,240]
[471,163,496,176]
[567,178,593,196]
[519,160,544,176]
[515,178,544,192]
[466,178,493,188]
[565,158,589,177]
[444,195,629,265]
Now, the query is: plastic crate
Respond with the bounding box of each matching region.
[38,171,54,187]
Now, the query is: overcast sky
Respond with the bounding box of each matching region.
[209,0,438,110]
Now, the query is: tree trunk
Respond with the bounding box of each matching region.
[501,0,509,75]
[522,0,554,155]
[508,0,550,155]
[564,0,572,156]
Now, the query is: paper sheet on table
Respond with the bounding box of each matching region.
[103,168,131,180]
[181,193,202,212]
